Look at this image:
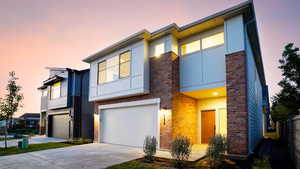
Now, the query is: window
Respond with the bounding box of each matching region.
[50,82,61,99]
[202,32,224,49]
[98,61,106,84]
[41,89,47,97]
[119,51,131,78]
[181,40,200,55]
[154,43,165,57]
[106,56,119,82]
[97,51,131,84]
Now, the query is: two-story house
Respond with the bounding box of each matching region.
[38,67,94,139]
[83,1,268,158]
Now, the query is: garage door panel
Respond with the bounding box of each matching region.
[100,104,158,147]
[52,114,69,139]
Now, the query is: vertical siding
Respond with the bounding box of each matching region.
[246,31,263,153]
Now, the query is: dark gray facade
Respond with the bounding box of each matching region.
[38,68,94,139]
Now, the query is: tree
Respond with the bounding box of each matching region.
[0,71,23,149]
[271,43,300,121]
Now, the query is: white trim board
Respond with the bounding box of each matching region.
[98,98,160,110]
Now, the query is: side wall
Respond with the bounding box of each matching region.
[245,32,263,153]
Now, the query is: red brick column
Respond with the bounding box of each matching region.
[226,51,248,156]
[151,52,179,149]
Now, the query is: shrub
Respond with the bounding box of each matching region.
[206,135,227,169]
[70,138,93,145]
[171,136,192,168]
[143,136,157,162]
[253,157,271,169]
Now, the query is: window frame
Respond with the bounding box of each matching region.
[201,32,224,50]
[119,50,131,79]
[97,50,131,84]
[50,82,61,100]
[154,43,165,57]
[180,40,201,56]
[97,60,106,84]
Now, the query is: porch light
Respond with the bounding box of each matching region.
[159,109,171,125]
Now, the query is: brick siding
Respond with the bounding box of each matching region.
[226,51,249,155]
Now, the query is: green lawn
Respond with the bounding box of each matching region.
[0,137,17,141]
[0,142,73,156]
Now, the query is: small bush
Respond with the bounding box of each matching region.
[171,136,192,168]
[143,136,157,162]
[253,157,271,169]
[69,138,93,145]
[206,135,227,169]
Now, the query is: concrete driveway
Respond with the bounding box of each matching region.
[0,135,66,148]
[0,143,144,169]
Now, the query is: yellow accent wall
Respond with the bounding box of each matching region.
[197,96,227,144]
[172,94,198,144]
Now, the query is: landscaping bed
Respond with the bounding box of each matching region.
[105,157,241,169]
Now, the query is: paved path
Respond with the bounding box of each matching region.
[0,135,66,148]
[0,143,143,169]
[0,143,205,169]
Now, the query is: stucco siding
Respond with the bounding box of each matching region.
[246,32,263,153]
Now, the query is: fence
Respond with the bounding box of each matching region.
[280,115,300,169]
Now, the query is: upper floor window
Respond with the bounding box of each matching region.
[181,40,200,55]
[154,43,165,57]
[202,32,224,50]
[50,82,61,99]
[41,89,48,97]
[119,51,131,78]
[98,51,131,84]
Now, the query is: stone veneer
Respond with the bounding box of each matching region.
[172,94,197,144]
[226,51,248,156]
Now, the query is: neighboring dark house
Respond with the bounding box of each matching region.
[19,113,40,129]
[38,67,94,139]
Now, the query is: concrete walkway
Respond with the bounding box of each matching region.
[0,135,66,148]
[0,143,143,169]
[0,143,205,169]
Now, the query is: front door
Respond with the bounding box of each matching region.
[201,110,215,144]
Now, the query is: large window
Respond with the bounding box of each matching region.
[154,43,165,57]
[98,51,131,84]
[119,51,131,78]
[181,40,200,55]
[202,32,224,50]
[50,82,61,99]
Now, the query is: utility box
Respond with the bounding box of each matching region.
[18,141,22,148]
[22,137,29,148]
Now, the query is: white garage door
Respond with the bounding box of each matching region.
[100,104,158,147]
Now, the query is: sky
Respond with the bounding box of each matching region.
[0,0,299,117]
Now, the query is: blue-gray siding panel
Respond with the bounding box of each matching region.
[246,31,263,153]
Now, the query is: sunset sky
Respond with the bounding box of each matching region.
[0,0,299,117]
